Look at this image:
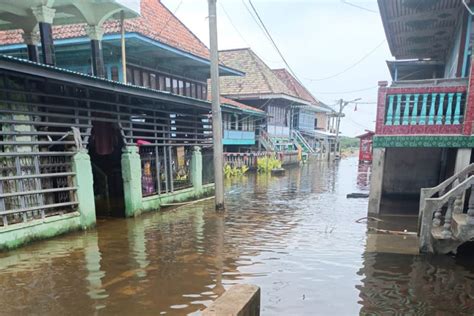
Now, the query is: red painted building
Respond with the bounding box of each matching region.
[356,131,374,163]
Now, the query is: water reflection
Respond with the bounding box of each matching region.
[358,253,474,315]
[0,158,473,315]
[357,162,371,191]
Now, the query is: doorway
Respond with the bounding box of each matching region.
[89,121,125,217]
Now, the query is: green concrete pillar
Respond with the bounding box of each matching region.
[122,145,143,217]
[72,149,96,229]
[191,146,203,194]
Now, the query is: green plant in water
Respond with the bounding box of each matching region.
[224,164,249,178]
[257,156,282,173]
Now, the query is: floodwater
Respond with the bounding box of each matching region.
[1,157,474,315]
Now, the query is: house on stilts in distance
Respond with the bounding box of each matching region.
[218,48,337,163]
[370,0,474,254]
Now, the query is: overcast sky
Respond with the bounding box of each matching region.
[162,0,393,136]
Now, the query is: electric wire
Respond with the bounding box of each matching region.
[247,0,303,83]
[157,0,184,36]
[305,40,386,82]
[341,0,378,13]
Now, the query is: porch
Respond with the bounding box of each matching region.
[375,78,471,137]
[0,55,214,250]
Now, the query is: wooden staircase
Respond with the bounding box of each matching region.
[419,164,474,254]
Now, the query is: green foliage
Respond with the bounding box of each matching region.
[224,164,249,178]
[339,136,359,150]
[257,156,282,173]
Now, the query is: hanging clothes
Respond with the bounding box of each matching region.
[91,121,118,155]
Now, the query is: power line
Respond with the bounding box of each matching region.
[220,2,251,47]
[305,40,386,82]
[317,85,378,95]
[247,0,302,82]
[241,0,272,42]
[341,0,378,14]
[158,0,184,36]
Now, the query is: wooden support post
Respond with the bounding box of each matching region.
[86,25,105,78]
[32,6,56,65]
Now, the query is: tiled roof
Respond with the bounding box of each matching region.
[0,0,210,60]
[272,68,335,112]
[272,68,318,104]
[218,48,296,97]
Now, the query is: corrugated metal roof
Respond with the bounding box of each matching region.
[378,0,462,59]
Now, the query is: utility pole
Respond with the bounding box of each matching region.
[334,99,344,158]
[335,98,361,158]
[208,0,225,211]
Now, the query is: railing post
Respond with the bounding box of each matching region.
[445,93,454,125]
[467,184,474,225]
[402,94,411,125]
[385,95,394,125]
[428,93,437,125]
[419,94,428,125]
[394,94,402,125]
[411,94,419,125]
[433,205,442,227]
[436,93,446,125]
[419,199,436,253]
[453,92,462,125]
[442,197,454,239]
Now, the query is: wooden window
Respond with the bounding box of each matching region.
[159,76,165,91]
[178,80,184,95]
[201,85,207,100]
[165,77,172,92]
[133,69,141,86]
[126,66,133,85]
[185,82,191,96]
[111,66,119,82]
[142,71,150,88]
[172,79,178,94]
[196,84,202,99]
[249,118,255,131]
[191,83,196,98]
[150,73,157,90]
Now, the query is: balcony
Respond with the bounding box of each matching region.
[223,130,256,145]
[376,78,470,136]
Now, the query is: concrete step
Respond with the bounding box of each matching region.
[452,213,474,242]
[431,226,454,240]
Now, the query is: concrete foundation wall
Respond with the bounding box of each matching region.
[141,184,215,213]
[0,213,82,251]
[382,148,442,195]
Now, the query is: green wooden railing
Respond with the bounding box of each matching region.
[385,92,465,126]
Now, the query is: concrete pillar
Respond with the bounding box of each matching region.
[85,25,105,78]
[72,149,97,229]
[455,148,472,174]
[368,148,386,215]
[191,146,203,193]
[22,31,40,63]
[32,5,56,66]
[121,145,143,217]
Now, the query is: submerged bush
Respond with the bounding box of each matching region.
[257,156,282,173]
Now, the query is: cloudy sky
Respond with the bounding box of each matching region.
[162,0,393,136]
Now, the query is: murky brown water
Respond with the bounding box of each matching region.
[1,157,474,315]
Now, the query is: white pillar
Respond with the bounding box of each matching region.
[454,148,472,174]
[368,148,386,215]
